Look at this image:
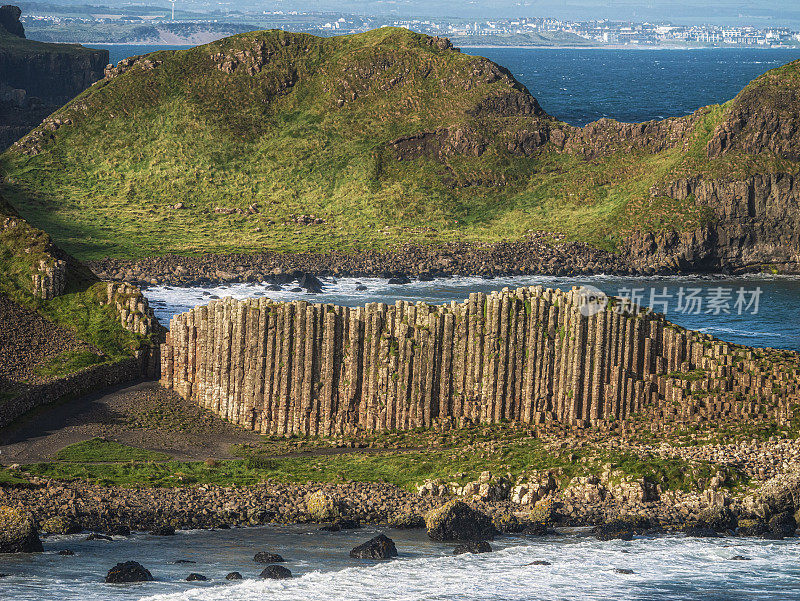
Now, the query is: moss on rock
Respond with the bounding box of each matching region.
[0,506,43,553]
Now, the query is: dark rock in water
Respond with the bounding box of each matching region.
[86,533,113,541]
[527,560,551,566]
[110,525,131,536]
[259,565,292,579]
[425,501,496,542]
[453,540,492,555]
[684,526,719,538]
[105,561,154,583]
[254,552,284,563]
[58,549,75,556]
[614,568,634,575]
[387,275,411,285]
[349,534,398,559]
[173,559,196,564]
[320,518,360,532]
[355,284,367,291]
[225,572,242,580]
[290,287,303,292]
[768,511,797,539]
[418,273,434,282]
[186,573,207,581]
[202,291,211,296]
[209,295,220,299]
[297,273,324,293]
[265,283,282,291]
[730,555,751,561]
[0,507,43,553]
[150,526,176,536]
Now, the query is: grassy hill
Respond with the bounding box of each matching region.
[1,27,798,262]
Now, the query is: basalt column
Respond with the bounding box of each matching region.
[161,286,800,435]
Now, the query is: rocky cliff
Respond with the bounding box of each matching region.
[0,6,108,150]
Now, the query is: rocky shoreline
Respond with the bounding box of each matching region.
[85,233,785,289]
[3,453,800,545]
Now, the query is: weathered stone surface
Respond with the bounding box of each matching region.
[306,490,341,521]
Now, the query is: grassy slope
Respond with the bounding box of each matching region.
[1,27,798,262]
[0,197,150,402]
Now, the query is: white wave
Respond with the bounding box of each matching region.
[138,536,800,601]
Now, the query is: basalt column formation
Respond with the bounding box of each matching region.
[160,286,800,435]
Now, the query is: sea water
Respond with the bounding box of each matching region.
[1,525,799,601]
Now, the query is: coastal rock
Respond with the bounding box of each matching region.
[259,565,292,579]
[0,506,43,553]
[349,534,398,559]
[307,490,341,521]
[186,573,207,581]
[767,512,796,539]
[425,501,496,542]
[225,572,242,580]
[453,540,492,555]
[696,506,736,533]
[320,518,360,532]
[105,561,154,583]
[254,552,285,563]
[736,518,768,537]
[149,525,176,536]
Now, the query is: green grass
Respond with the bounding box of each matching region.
[22,432,744,492]
[4,27,794,262]
[54,438,172,463]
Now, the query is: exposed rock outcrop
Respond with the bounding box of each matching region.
[0,506,43,553]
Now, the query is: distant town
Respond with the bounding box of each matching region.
[18,6,800,47]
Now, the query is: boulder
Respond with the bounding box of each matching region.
[453,540,492,555]
[758,471,800,518]
[226,572,242,580]
[105,561,154,583]
[492,510,523,534]
[349,534,398,559]
[425,501,496,542]
[0,506,43,553]
[306,490,341,521]
[86,533,113,541]
[297,273,324,293]
[259,565,292,579]
[387,275,411,285]
[58,549,75,556]
[186,573,207,581]
[254,552,284,563]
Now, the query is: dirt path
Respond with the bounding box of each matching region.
[0,380,265,464]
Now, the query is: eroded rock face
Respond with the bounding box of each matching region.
[0,506,43,553]
[425,500,496,542]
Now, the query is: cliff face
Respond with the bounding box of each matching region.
[0,6,108,150]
